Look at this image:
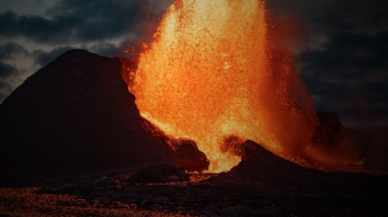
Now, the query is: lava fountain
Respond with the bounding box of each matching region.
[129,0,317,173]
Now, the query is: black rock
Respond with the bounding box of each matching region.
[93,177,117,190]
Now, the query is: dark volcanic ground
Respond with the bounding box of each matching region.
[0,50,388,216]
[1,141,388,216]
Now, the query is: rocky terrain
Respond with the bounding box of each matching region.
[1,141,387,216]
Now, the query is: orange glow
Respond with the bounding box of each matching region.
[127,0,362,173]
[128,0,313,173]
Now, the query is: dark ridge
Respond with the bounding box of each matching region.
[0,49,208,187]
[225,140,387,190]
[230,140,323,180]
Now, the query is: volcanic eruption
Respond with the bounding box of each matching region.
[123,0,385,174]
[126,0,317,173]
[2,1,388,216]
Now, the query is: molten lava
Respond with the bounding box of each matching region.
[128,0,318,173]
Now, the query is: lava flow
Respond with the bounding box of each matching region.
[128,0,318,173]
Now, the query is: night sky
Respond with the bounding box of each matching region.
[0,0,387,130]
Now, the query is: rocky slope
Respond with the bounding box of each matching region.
[0,49,207,187]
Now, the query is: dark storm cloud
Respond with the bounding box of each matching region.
[0,0,174,103]
[0,10,78,43]
[299,31,388,128]
[0,42,24,79]
[269,0,388,128]
[312,12,355,32]
[0,62,16,78]
[47,0,139,42]
[0,10,17,36]
[0,0,173,44]
[0,42,36,103]
[0,42,29,59]
[301,31,388,82]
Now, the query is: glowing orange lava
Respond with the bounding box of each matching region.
[128,0,319,173]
